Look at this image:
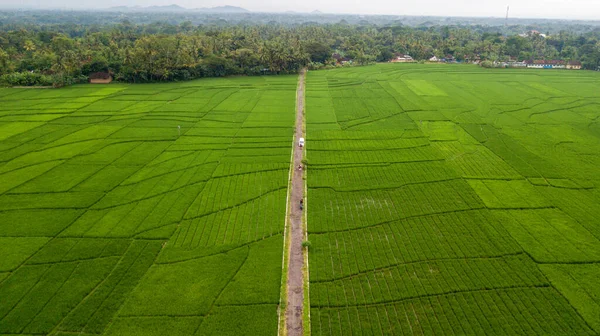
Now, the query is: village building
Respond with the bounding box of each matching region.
[463,55,482,64]
[519,30,547,38]
[392,54,414,63]
[442,55,456,63]
[428,56,439,62]
[332,53,352,65]
[525,60,566,69]
[506,61,527,68]
[567,61,582,70]
[89,72,113,84]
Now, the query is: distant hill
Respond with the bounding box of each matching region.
[147,5,186,12]
[107,5,250,13]
[107,6,129,11]
[311,10,324,14]
[194,6,250,13]
[108,4,185,12]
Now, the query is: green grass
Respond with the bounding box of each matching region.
[0,75,296,335]
[306,63,600,335]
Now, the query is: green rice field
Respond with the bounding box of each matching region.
[0,76,296,335]
[305,64,600,335]
[1,63,600,335]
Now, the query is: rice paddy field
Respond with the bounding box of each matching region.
[2,63,600,336]
[0,75,297,335]
[305,64,600,335]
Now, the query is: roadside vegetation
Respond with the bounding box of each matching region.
[1,13,600,87]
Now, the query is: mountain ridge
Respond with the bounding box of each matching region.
[107,4,250,13]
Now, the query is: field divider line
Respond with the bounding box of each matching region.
[313,283,552,309]
[105,242,165,334]
[310,251,526,283]
[309,207,487,235]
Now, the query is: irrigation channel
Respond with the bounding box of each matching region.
[285,69,307,335]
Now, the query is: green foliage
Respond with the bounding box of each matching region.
[306,42,331,63]
[377,48,395,62]
[1,16,598,86]
[480,60,495,68]
[0,72,87,87]
[81,57,109,75]
[201,55,238,77]
[0,72,53,86]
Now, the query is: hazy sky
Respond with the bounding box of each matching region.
[1,0,598,20]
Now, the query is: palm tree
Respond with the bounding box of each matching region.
[24,40,36,52]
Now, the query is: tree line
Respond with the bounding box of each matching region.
[1,20,599,86]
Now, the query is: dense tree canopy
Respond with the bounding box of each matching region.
[1,15,599,86]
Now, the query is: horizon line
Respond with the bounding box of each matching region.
[0,5,599,22]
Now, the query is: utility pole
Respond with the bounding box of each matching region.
[504,6,510,36]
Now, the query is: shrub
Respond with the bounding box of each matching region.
[0,71,88,87]
[308,62,325,70]
[51,74,88,88]
[480,60,494,68]
[0,71,53,86]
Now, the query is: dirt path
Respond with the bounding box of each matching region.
[285,69,306,336]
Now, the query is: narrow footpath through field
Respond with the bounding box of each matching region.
[285,69,306,336]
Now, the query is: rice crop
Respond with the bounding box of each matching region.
[305,63,600,335]
[0,75,296,335]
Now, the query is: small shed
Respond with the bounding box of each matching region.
[567,61,582,70]
[89,72,113,84]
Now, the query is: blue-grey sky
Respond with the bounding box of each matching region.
[0,0,598,20]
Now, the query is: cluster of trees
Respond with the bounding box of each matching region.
[1,18,599,86]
